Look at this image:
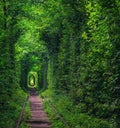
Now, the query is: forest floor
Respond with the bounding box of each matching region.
[27,88,51,128]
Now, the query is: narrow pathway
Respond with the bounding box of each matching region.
[28,88,51,128]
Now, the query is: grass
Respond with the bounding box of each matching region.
[42,91,113,128]
[0,89,29,128]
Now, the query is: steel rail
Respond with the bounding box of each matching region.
[16,95,29,128]
[42,96,71,128]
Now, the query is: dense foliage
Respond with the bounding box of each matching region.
[0,0,120,128]
[0,1,28,127]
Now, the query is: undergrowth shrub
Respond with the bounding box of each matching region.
[43,93,113,128]
[0,89,27,128]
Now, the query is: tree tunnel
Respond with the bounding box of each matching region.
[20,51,49,92]
[29,75,35,86]
[28,73,36,87]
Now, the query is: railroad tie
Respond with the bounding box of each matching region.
[28,89,51,128]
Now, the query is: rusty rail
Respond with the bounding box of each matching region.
[16,95,29,128]
[42,96,70,128]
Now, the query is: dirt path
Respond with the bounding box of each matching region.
[28,88,51,128]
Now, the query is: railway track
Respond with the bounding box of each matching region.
[16,87,70,128]
[27,87,51,128]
